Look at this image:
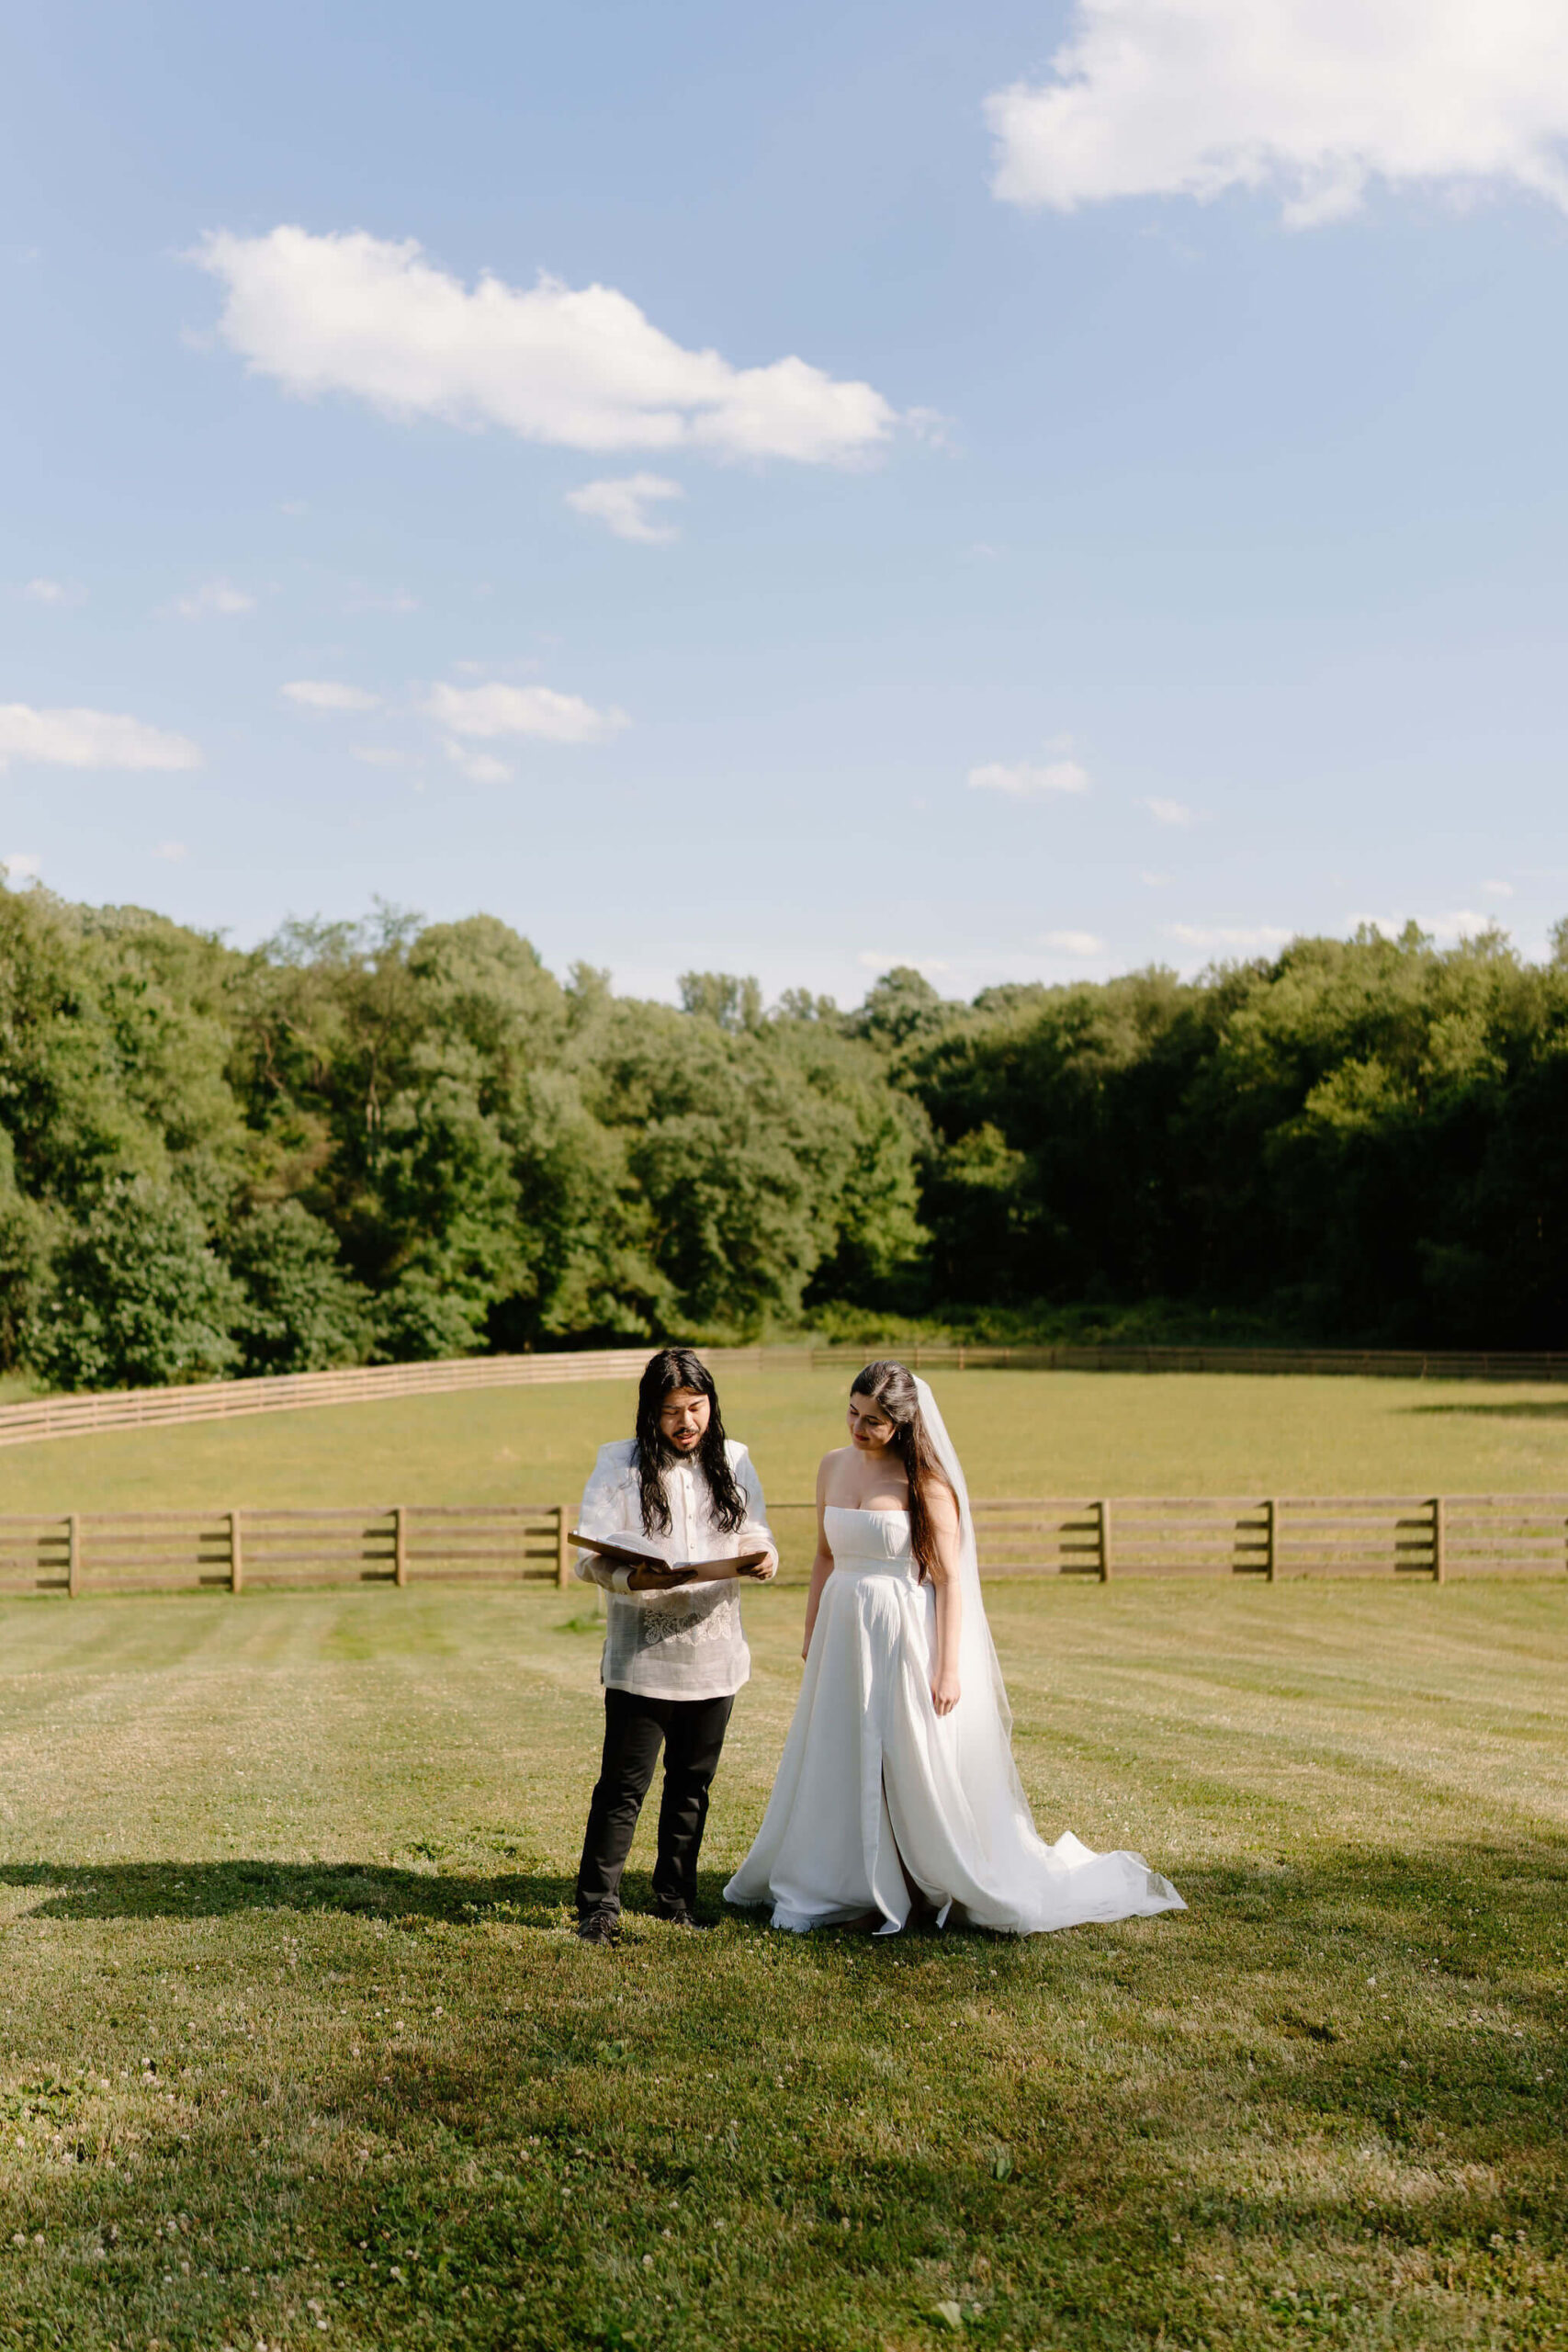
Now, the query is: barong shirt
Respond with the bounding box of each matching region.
[574,1438,773,1701]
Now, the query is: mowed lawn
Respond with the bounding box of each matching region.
[1,1577,1565,2349]
[5,1367,1568,1584]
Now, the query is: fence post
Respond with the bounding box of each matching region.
[1097,1499,1112,1584]
[556,1504,570,1589]
[1264,1497,1277,1583]
[67,1512,81,1599]
[393,1504,408,1589]
[1431,1496,1445,1586]
[229,1509,243,1595]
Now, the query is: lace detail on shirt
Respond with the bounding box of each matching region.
[637,1590,739,1649]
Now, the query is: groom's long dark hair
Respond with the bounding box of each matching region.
[851,1360,954,1580]
[634,1348,749,1538]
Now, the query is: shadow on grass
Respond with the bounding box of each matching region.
[0,1858,580,1928]
[1404,1399,1568,1419]
[2,1843,1566,2346]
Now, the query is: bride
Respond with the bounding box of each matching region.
[724,1361,1186,1937]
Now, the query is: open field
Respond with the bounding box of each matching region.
[5,1369,1568,1585]
[1,1580,1565,2348]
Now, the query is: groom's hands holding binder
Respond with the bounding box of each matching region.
[570,1531,773,1590]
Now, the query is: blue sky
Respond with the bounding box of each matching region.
[5,0,1568,1003]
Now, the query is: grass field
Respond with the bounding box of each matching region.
[5,1368,1568,1585]
[1,1576,1565,2349]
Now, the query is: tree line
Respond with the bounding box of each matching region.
[0,882,1562,1388]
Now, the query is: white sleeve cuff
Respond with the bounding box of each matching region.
[613,1566,632,1594]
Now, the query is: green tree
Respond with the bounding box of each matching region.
[30,1181,242,1390]
[226,1199,371,1375]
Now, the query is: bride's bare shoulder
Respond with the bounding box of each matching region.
[816,1446,854,1488]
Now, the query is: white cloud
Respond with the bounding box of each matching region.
[23,577,84,606]
[444,741,513,786]
[2,852,42,881]
[152,841,188,862]
[282,678,381,713]
[0,705,202,772]
[1168,922,1293,952]
[1140,796,1198,827]
[1043,929,1105,956]
[1141,870,1174,888]
[192,227,900,466]
[423,679,628,746]
[174,577,255,618]
[967,758,1089,797]
[1483,877,1515,898]
[1348,908,1499,944]
[351,744,411,768]
[987,0,1568,227]
[566,473,683,544]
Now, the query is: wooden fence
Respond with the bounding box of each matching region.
[3,1338,1568,1454]
[964,1495,1568,1582]
[0,1503,570,1598]
[6,1494,1566,1597]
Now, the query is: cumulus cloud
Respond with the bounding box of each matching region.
[282,679,380,713]
[152,841,188,862]
[1348,908,1498,944]
[987,0,1568,226]
[967,757,1089,797]
[1043,929,1105,956]
[174,577,255,618]
[0,705,202,772]
[2,852,42,881]
[1167,922,1293,952]
[1140,796,1198,826]
[444,741,513,786]
[192,227,900,465]
[423,679,628,746]
[23,577,84,607]
[566,473,683,544]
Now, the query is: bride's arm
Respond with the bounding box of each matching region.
[927,1480,963,1717]
[800,1461,836,1661]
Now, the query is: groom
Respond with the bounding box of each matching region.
[572,1347,777,1946]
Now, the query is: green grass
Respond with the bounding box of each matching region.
[6,1369,1568,1585]
[1,1579,1564,2348]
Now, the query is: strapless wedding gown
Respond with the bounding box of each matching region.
[725,1506,1185,1937]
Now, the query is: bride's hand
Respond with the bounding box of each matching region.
[931,1667,961,1717]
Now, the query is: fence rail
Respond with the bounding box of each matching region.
[6,1494,1566,1598]
[0,1503,570,1598]
[3,1339,1568,1453]
[964,1494,1568,1581]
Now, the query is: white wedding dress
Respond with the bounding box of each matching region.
[724,1383,1186,1939]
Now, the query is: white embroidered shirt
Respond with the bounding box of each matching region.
[574,1437,773,1701]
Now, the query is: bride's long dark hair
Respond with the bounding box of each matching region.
[851,1360,953,1581]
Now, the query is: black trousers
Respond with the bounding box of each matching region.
[576,1686,735,1918]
